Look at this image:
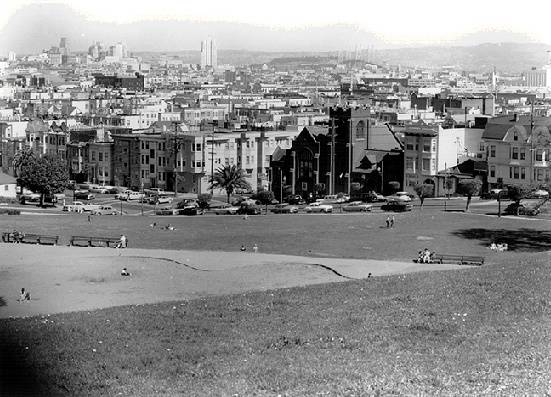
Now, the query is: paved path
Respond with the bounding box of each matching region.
[0,245,470,318]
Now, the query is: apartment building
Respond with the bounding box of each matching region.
[403,124,485,194]
[483,114,551,189]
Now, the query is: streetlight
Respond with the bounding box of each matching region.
[140,182,144,216]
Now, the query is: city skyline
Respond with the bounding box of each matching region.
[3,0,551,56]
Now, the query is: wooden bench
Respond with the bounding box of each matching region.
[70,236,121,247]
[2,232,59,245]
[431,254,484,266]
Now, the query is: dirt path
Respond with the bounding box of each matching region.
[0,245,468,318]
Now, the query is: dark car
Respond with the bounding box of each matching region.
[285,194,305,205]
[237,204,262,215]
[381,200,413,212]
[74,190,95,200]
[179,207,205,216]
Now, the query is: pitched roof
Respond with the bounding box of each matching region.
[0,172,17,185]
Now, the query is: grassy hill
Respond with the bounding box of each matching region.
[2,251,550,395]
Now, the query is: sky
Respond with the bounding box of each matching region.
[3,0,551,46]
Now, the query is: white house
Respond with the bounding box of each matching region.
[0,172,17,198]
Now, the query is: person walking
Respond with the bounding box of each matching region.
[386,216,390,228]
[252,244,258,253]
[390,215,395,228]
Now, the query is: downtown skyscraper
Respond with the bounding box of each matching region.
[200,37,217,69]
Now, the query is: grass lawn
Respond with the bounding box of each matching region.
[1,209,551,395]
[2,252,551,395]
[1,209,550,261]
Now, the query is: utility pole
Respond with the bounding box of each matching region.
[530,101,534,184]
[330,117,335,195]
[211,124,215,195]
[348,114,352,196]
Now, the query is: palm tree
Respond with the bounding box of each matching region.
[209,165,251,203]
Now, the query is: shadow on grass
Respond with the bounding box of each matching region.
[452,228,551,252]
[0,297,5,307]
[0,338,43,395]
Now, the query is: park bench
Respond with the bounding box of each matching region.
[431,254,484,266]
[2,232,59,245]
[70,236,121,247]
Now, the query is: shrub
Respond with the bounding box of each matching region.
[0,208,20,215]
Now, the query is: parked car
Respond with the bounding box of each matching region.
[237,204,262,215]
[364,192,386,202]
[89,185,118,194]
[91,205,119,215]
[322,194,350,204]
[214,205,240,215]
[385,193,412,202]
[270,204,299,214]
[381,200,413,212]
[179,207,205,216]
[342,201,373,212]
[305,202,333,213]
[148,195,173,205]
[74,190,95,200]
[62,201,85,212]
[19,193,41,204]
[285,194,305,205]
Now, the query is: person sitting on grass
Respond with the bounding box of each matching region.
[121,267,131,276]
[19,288,30,303]
[240,244,246,252]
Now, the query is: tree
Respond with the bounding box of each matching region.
[414,183,434,207]
[196,193,212,210]
[507,184,531,205]
[457,179,482,211]
[255,190,275,214]
[507,184,532,215]
[17,153,69,206]
[209,165,251,203]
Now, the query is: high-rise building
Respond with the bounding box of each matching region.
[59,37,69,55]
[8,51,16,62]
[200,38,217,69]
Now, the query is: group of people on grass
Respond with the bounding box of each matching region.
[417,248,434,264]
[489,242,509,252]
[8,229,25,243]
[240,244,258,253]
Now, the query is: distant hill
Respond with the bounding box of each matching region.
[371,43,551,73]
[1,3,550,73]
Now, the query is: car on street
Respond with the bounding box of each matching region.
[342,201,373,212]
[91,205,119,215]
[381,200,413,212]
[304,202,333,213]
[214,205,240,215]
[74,190,95,200]
[148,195,173,205]
[385,192,412,202]
[285,194,305,205]
[270,204,299,214]
[179,206,205,216]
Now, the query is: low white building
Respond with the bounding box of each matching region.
[0,172,17,198]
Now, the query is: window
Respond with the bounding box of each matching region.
[98,152,103,161]
[406,157,415,171]
[406,142,414,151]
[521,167,526,179]
[509,167,512,179]
[537,168,544,181]
[536,149,543,161]
[422,158,430,171]
[4,185,8,191]
[246,156,250,164]
[490,145,496,158]
[91,151,96,161]
[225,158,229,165]
[194,143,202,152]
[479,142,485,152]
[490,165,496,178]
[513,166,519,179]
[513,131,519,141]
[431,139,436,152]
[423,140,431,152]
[512,147,518,160]
[265,155,271,163]
[355,120,366,139]
[520,147,526,160]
